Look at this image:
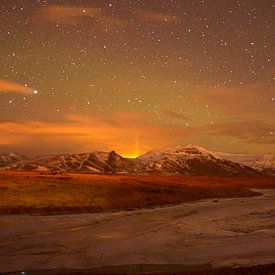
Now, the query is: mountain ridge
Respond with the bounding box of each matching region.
[1,145,272,176]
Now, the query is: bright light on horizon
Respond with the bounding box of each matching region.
[121,153,141,159]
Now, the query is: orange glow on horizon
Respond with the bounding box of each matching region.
[121,153,141,159]
[120,133,141,159]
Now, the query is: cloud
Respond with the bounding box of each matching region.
[202,120,275,145]
[0,79,33,94]
[1,113,273,155]
[39,5,100,24]
[39,5,125,28]
[193,84,275,116]
[0,112,194,155]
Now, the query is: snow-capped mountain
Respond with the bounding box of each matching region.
[3,151,142,174]
[244,154,275,176]
[137,145,260,176]
[0,153,32,168]
[247,154,275,169]
[214,152,275,175]
[0,145,269,176]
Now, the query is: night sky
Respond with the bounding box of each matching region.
[0,0,274,157]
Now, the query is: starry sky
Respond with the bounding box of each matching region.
[0,0,274,157]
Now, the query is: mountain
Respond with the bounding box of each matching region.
[2,151,142,174]
[0,153,31,168]
[137,145,260,176]
[244,154,275,176]
[0,145,267,176]
[214,152,275,176]
[247,154,275,168]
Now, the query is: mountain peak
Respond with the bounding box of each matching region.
[169,144,214,156]
[184,144,201,149]
[137,150,162,161]
[108,150,125,161]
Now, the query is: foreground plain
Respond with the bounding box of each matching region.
[0,188,275,273]
[0,172,275,273]
[0,171,274,214]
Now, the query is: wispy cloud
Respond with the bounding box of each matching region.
[0,112,194,155]
[193,84,275,116]
[202,120,275,145]
[0,113,273,154]
[39,5,126,28]
[39,5,100,24]
[0,79,33,94]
